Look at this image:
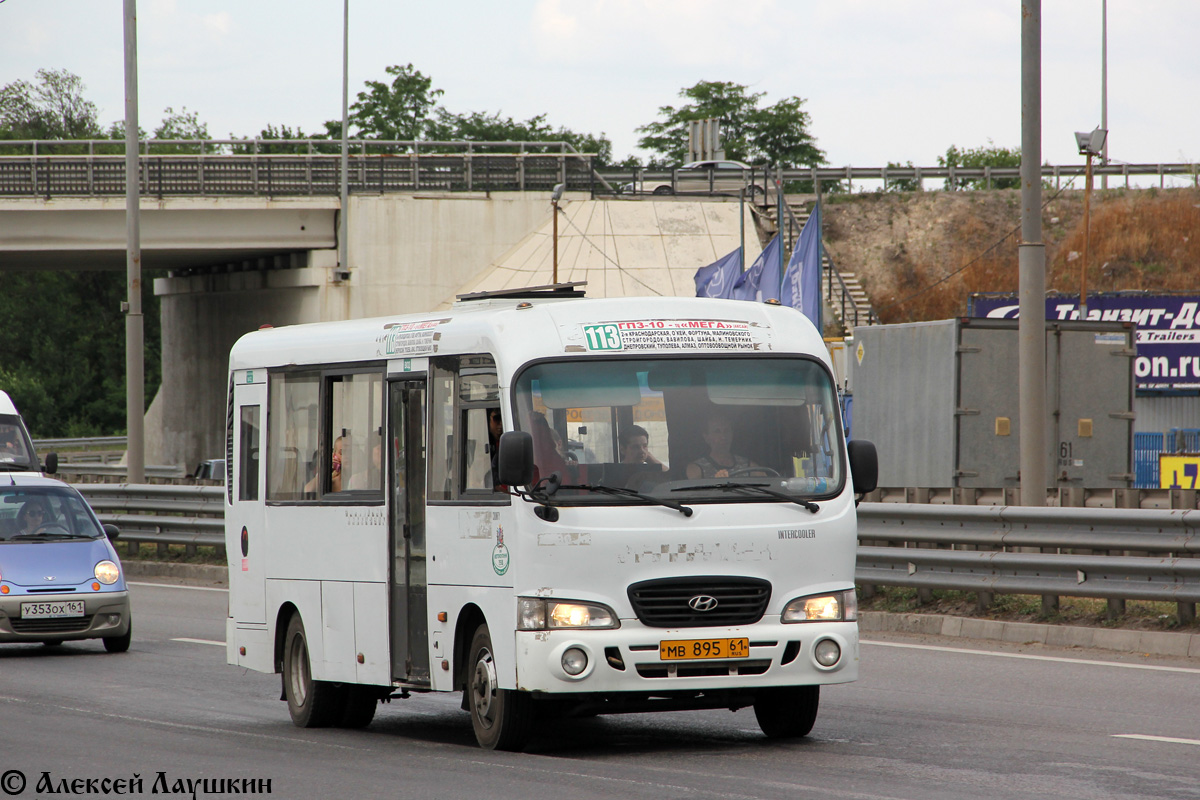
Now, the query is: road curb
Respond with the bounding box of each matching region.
[121,562,1200,659]
[123,560,228,587]
[860,610,1200,660]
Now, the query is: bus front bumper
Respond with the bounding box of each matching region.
[513,619,858,694]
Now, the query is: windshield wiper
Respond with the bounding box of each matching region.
[10,532,81,540]
[674,481,819,513]
[557,482,694,517]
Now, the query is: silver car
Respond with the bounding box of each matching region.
[624,160,765,198]
[0,475,132,651]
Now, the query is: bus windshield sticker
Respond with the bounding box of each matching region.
[580,320,765,353]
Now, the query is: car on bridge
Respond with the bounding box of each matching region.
[622,160,766,199]
[0,474,132,652]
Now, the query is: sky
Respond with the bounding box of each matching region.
[3,0,1199,180]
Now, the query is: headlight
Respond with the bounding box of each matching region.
[782,590,857,623]
[517,598,619,631]
[94,560,121,585]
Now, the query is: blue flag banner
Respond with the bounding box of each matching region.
[694,247,743,299]
[733,235,781,302]
[781,203,823,329]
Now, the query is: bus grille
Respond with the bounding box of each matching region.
[627,577,771,628]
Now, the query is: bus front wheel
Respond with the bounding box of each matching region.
[753,685,819,738]
[467,624,533,751]
[283,614,345,728]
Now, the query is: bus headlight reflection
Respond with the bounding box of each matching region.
[782,590,857,623]
[517,598,619,631]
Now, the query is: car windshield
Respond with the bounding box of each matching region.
[0,417,35,471]
[0,486,105,542]
[512,356,844,505]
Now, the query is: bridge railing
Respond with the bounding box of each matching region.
[2,139,1196,197]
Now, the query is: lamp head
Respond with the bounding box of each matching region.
[551,183,565,202]
[1075,127,1108,156]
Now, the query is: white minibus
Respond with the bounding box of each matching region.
[224,285,877,750]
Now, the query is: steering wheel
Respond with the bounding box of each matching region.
[34,523,70,535]
[727,466,780,478]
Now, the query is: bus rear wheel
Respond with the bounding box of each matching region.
[283,614,345,728]
[753,685,820,738]
[467,624,533,751]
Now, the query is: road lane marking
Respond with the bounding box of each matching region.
[861,640,1200,674]
[128,581,227,593]
[171,637,225,647]
[1113,734,1200,747]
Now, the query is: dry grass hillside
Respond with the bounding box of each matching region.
[820,186,1200,326]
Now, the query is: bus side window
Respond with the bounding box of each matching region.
[267,372,319,501]
[429,355,501,502]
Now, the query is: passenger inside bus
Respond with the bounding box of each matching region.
[304,435,344,495]
[530,411,568,485]
[487,408,503,490]
[686,410,759,479]
[619,425,665,471]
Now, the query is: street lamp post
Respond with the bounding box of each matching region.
[123,0,144,484]
[1074,127,1108,321]
[551,183,564,284]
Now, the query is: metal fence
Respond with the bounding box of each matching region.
[2,139,1196,198]
[81,482,1198,621]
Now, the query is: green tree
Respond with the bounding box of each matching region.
[0,68,104,154]
[884,160,920,192]
[938,141,1022,189]
[636,80,825,170]
[0,271,161,437]
[637,81,763,165]
[348,63,443,141]
[429,109,614,165]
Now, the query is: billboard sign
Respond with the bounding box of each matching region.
[969,293,1200,391]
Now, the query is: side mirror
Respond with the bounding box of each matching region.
[847,440,878,495]
[497,431,534,487]
[44,452,58,475]
[103,523,120,541]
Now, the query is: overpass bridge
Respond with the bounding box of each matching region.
[4,140,1195,469]
[1,141,764,469]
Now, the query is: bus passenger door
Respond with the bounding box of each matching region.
[229,373,266,625]
[388,379,429,686]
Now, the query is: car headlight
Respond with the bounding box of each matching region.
[782,590,857,623]
[94,560,121,585]
[517,598,619,630]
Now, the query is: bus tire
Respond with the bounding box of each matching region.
[467,624,533,751]
[283,614,345,728]
[753,685,819,738]
[338,686,379,729]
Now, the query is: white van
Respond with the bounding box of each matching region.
[0,391,56,476]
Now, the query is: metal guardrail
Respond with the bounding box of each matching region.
[0,139,599,198]
[77,484,224,555]
[857,502,1200,621]
[75,484,1200,620]
[2,139,1196,198]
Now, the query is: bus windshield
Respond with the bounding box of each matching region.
[512,356,844,504]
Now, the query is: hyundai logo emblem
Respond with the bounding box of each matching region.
[687,594,719,612]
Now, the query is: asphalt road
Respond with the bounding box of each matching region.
[1,582,1197,800]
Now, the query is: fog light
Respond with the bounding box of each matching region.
[814,639,841,667]
[561,647,588,676]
